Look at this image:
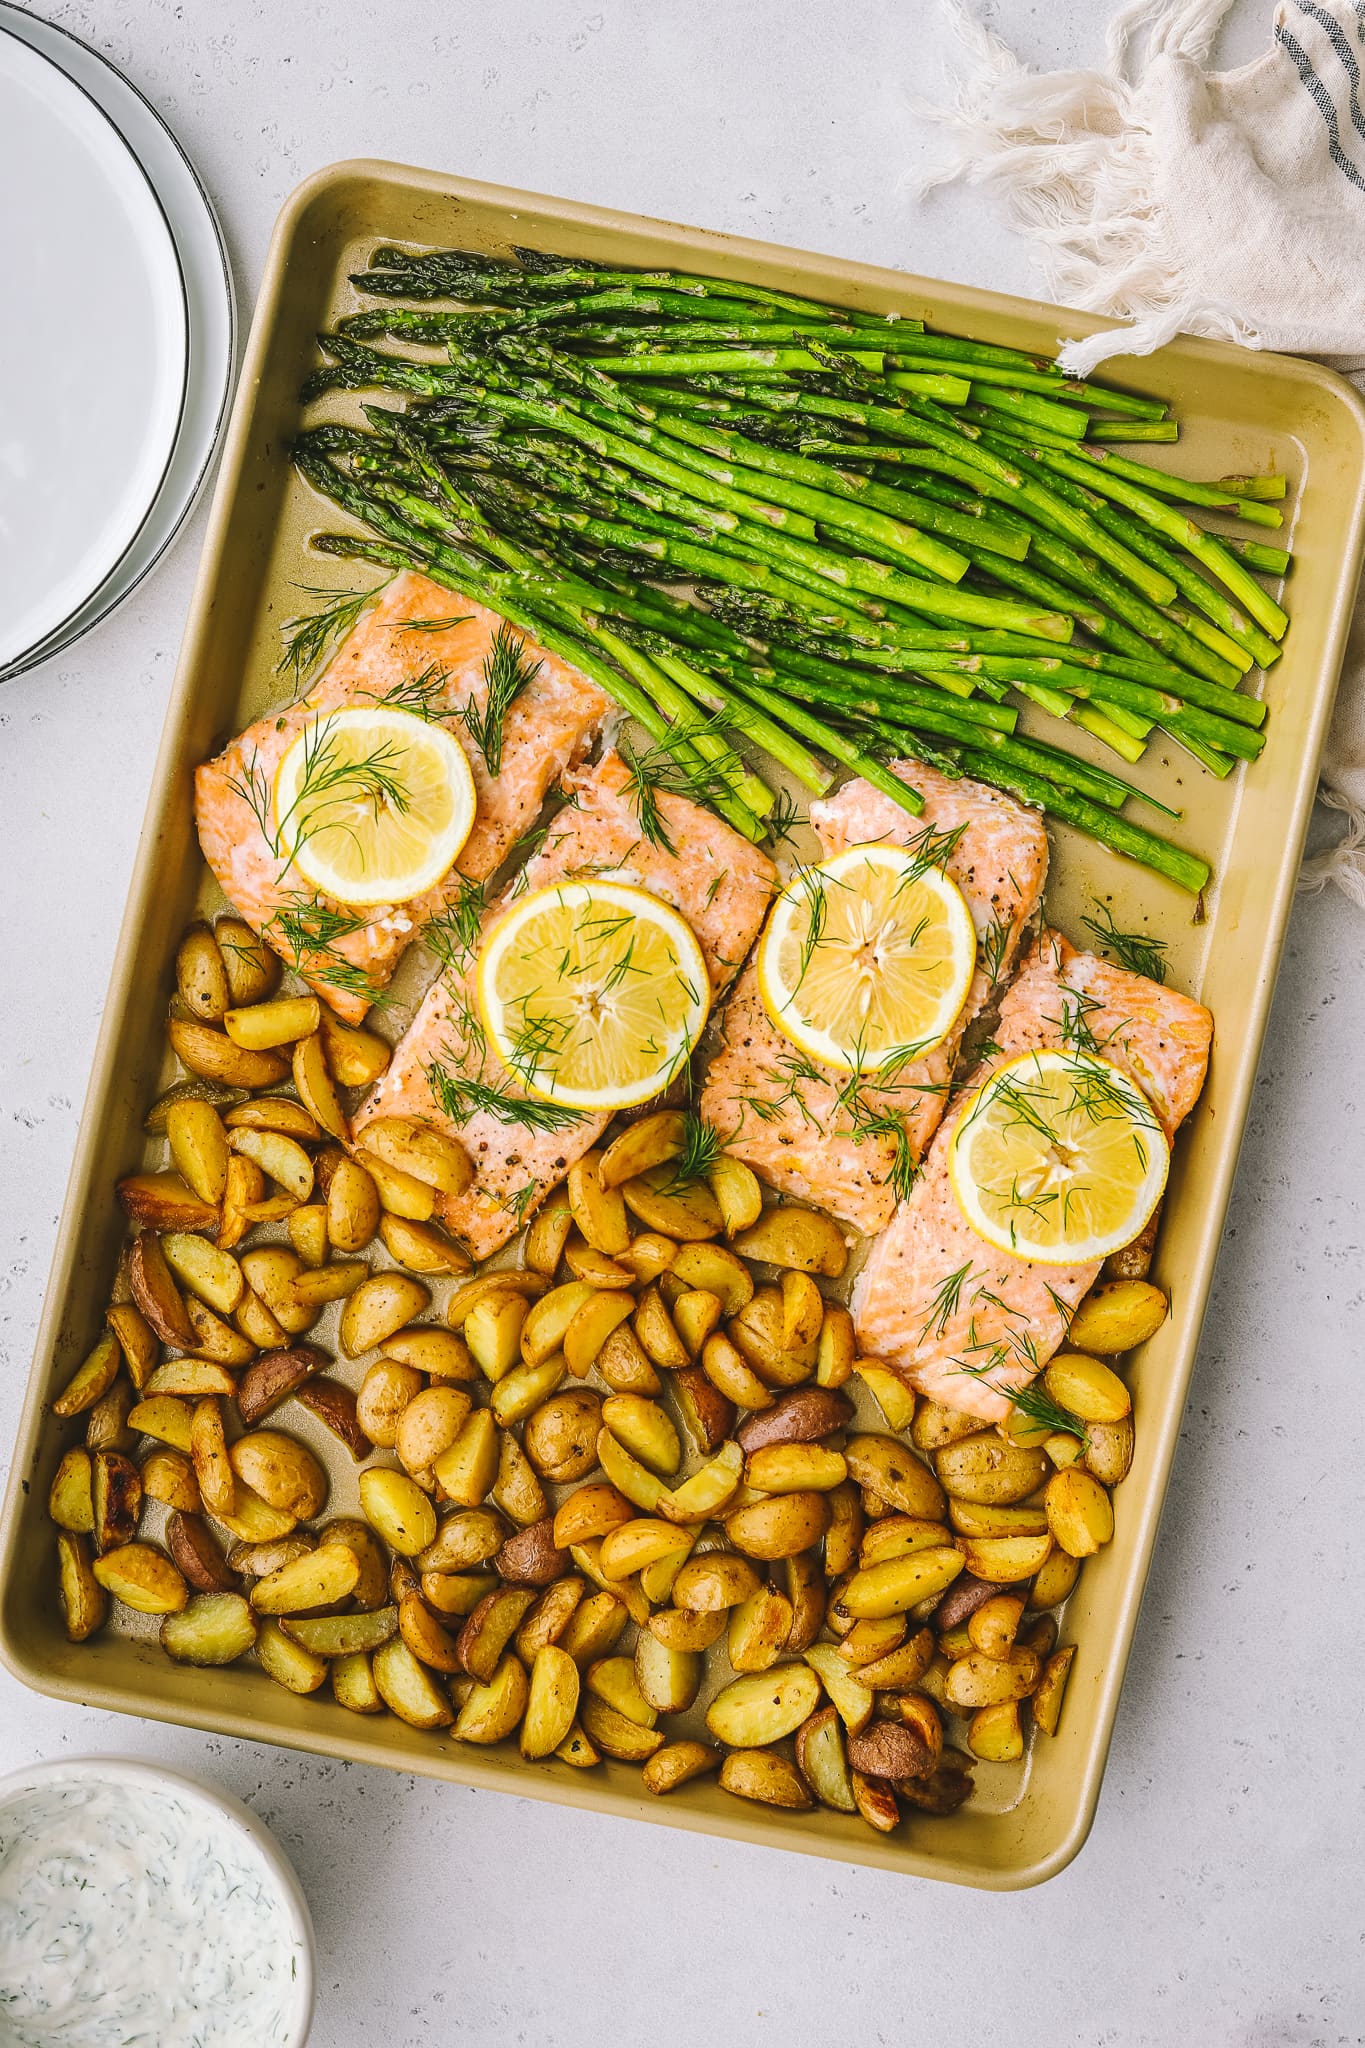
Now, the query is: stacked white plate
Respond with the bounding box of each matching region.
[0,6,234,682]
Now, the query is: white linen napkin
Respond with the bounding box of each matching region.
[923,0,1365,904]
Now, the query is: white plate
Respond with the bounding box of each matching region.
[0,30,189,672]
[0,3,236,682]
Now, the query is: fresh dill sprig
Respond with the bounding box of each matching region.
[229,717,415,866]
[391,613,473,635]
[460,620,542,776]
[277,582,385,688]
[919,1261,974,1343]
[978,910,1013,987]
[765,786,803,849]
[619,712,745,856]
[1058,985,1107,1057]
[896,818,969,884]
[425,1056,584,1134]
[663,1110,724,1189]
[955,1356,1088,1441]
[261,894,385,1008]
[1082,901,1169,985]
[423,875,489,975]
[364,660,453,721]
[498,1179,541,1227]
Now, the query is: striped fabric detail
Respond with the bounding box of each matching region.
[1277,0,1365,192]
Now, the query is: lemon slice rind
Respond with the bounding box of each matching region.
[273,705,476,907]
[477,879,711,1113]
[947,1048,1170,1266]
[756,843,977,1073]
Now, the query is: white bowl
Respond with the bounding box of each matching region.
[0,1754,315,2046]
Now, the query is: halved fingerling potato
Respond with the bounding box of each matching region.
[224,995,320,1049]
[284,1606,399,1658]
[383,1327,475,1382]
[959,1533,1054,1584]
[731,1206,848,1278]
[552,1483,635,1550]
[373,1636,454,1728]
[169,1016,288,1090]
[291,1031,349,1143]
[332,1651,384,1714]
[719,1748,813,1810]
[1044,1467,1114,1557]
[1066,1279,1168,1354]
[671,1242,754,1317]
[106,1304,159,1392]
[672,1551,760,1613]
[600,1394,680,1478]
[705,1662,821,1746]
[596,1426,665,1514]
[491,1356,569,1430]
[597,1323,662,1396]
[338,1272,431,1356]
[1043,1351,1131,1422]
[128,1237,195,1350]
[837,1546,965,1621]
[1031,1644,1076,1735]
[515,1576,587,1663]
[176,922,230,1022]
[845,1435,946,1519]
[229,1430,327,1521]
[91,1542,188,1615]
[796,1705,857,1812]
[161,1592,258,1666]
[854,1362,917,1433]
[851,1770,900,1834]
[642,1739,721,1796]
[1083,1415,1135,1487]
[318,1009,389,1087]
[189,1397,235,1517]
[165,1098,231,1206]
[521,1644,581,1758]
[456,1586,537,1684]
[496,1517,569,1587]
[354,1359,424,1449]
[166,1511,239,1594]
[395,1385,472,1480]
[745,1443,848,1494]
[725,1489,829,1561]
[559,1590,630,1668]
[359,1115,474,1196]
[139,1449,200,1516]
[578,1694,664,1762]
[563,1291,636,1379]
[327,1158,381,1255]
[359,1467,438,1556]
[934,1433,1049,1507]
[621,1167,724,1241]
[634,1630,703,1713]
[492,1430,548,1529]
[567,1151,631,1256]
[726,1584,795,1673]
[524,1190,574,1276]
[398,1590,464,1673]
[599,1111,686,1189]
[944,1646,1041,1709]
[701,1331,773,1412]
[433,1408,499,1508]
[780,1269,824,1349]
[215,917,279,1006]
[657,1439,744,1524]
[48,1448,95,1533]
[57,1532,107,1641]
[378,1213,472,1277]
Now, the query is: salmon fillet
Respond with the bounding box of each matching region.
[194,572,609,1022]
[699,762,1049,1233]
[352,752,775,1259]
[853,926,1213,1420]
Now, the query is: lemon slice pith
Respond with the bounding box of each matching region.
[274,706,476,906]
[756,843,978,1073]
[948,1048,1170,1265]
[477,880,711,1112]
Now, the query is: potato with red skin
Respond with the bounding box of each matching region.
[735,1388,853,1455]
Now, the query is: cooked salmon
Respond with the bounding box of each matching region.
[699,762,1049,1233]
[853,926,1213,1420]
[194,571,609,1022]
[351,750,775,1260]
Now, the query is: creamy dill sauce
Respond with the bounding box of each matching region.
[0,1777,307,2048]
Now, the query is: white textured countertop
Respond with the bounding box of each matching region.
[2,3,1360,2042]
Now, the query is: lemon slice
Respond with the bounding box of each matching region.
[477,880,710,1112]
[273,706,476,906]
[756,843,977,1072]
[948,1048,1170,1264]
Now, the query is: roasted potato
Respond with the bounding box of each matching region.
[719,1749,812,1810]
[1066,1279,1168,1354]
